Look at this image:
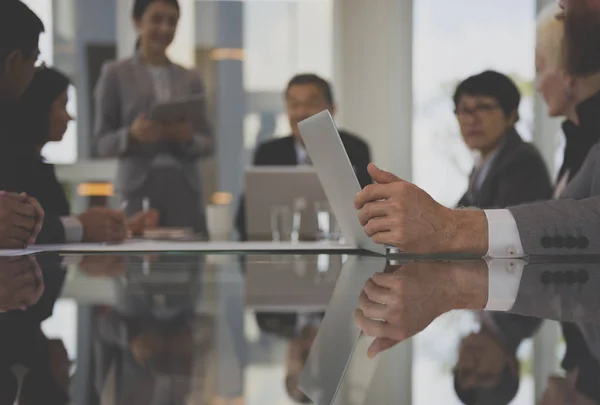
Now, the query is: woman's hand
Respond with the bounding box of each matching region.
[129,114,162,143]
[127,208,159,237]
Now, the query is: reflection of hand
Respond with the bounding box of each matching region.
[540,371,597,405]
[128,209,159,237]
[78,207,127,243]
[0,256,44,311]
[354,164,488,255]
[129,114,161,143]
[161,119,192,142]
[354,261,489,358]
[78,255,126,277]
[0,192,44,248]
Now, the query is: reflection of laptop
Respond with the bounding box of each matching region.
[298,111,385,254]
[245,167,328,241]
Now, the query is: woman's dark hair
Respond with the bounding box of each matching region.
[132,0,180,50]
[20,67,70,146]
[453,70,521,120]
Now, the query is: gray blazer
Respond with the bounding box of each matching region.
[508,142,600,255]
[93,55,214,194]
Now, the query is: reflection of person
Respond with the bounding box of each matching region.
[94,0,214,236]
[354,1,600,258]
[256,312,322,404]
[20,67,157,241]
[454,71,552,208]
[235,74,371,239]
[0,0,47,247]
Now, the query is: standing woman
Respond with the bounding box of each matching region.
[94,0,214,237]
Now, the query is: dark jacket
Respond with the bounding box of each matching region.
[235,130,372,240]
[0,102,68,244]
[457,129,553,209]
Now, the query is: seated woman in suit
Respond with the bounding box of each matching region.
[17,67,157,242]
[453,5,600,404]
[454,70,552,209]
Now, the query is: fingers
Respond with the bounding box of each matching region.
[363,277,395,305]
[106,209,126,224]
[367,163,402,184]
[354,309,403,346]
[357,201,390,226]
[363,217,393,237]
[371,231,396,246]
[5,227,32,246]
[368,338,399,359]
[371,272,403,289]
[11,214,36,233]
[6,198,36,218]
[354,183,395,210]
[358,290,388,320]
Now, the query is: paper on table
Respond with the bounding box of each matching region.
[298,111,386,255]
[0,240,358,255]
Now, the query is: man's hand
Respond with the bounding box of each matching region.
[129,114,162,143]
[0,256,44,311]
[0,192,44,248]
[127,208,159,237]
[161,119,193,142]
[79,255,126,277]
[354,163,488,255]
[78,207,127,243]
[354,260,489,359]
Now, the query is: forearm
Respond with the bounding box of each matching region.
[184,132,214,159]
[95,127,133,157]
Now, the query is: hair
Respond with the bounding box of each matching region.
[453,365,520,405]
[286,74,335,105]
[19,67,70,145]
[0,0,44,67]
[453,70,521,120]
[132,0,180,50]
[564,0,600,76]
[536,3,565,71]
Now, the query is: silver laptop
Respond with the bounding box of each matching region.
[245,166,328,241]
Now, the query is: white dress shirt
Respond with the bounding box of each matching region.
[60,216,84,243]
[484,258,525,311]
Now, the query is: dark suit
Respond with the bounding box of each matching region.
[235,130,372,240]
[457,129,552,208]
[0,102,68,244]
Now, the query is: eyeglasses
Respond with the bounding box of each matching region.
[455,103,500,118]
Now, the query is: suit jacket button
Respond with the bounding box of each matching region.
[565,236,577,249]
[565,270,576,285]
[552,236,565,248]
[541,271,552,285]
[576,270,589,284]
[541,236,552,248]
[577,237,589,249]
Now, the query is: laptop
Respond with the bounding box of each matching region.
[244,166,329,241]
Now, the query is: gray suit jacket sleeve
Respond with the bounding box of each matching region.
[93,62,132,157]
[508,197,599,255]
[180,72,214,159]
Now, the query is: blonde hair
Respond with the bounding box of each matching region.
[536,3,565,70]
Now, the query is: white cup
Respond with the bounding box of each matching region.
[206,204,233,241]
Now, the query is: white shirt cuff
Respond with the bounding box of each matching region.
[484,258,525,311]
[60,216,84,243]
[484,209,525,258]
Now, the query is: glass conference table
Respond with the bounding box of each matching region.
[1,249,599,405]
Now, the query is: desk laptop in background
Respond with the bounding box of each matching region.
[244,167,328,241]
[298,111,386,255]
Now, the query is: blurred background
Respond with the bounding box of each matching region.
[27,0,564,404]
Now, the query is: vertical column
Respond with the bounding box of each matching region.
[167,0,196,68]
[214,2,245,196]
[116,0,136,60]
[333,0,413,180]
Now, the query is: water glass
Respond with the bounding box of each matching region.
[315,201,342,242]
[270,205,292,242]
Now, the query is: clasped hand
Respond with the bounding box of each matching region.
[130,114,192,143]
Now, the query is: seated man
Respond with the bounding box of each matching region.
[0,0,47,248]
[454,70,553,208]
[236,73,372,239]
